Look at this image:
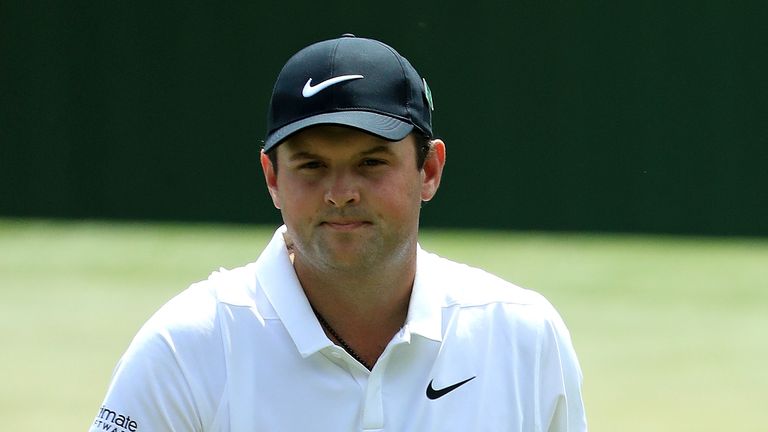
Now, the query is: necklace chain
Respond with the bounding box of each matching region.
[311,306,372,370]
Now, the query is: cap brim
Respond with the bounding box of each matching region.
[263,111,414,152]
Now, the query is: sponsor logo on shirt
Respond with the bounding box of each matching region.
[93,405,138,432]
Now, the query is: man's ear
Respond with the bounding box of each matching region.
[260,150,281,209]
[421,139,446,202]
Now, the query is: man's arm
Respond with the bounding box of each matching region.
[89,325,203,432]
[537,303,588,432]
[88,282,228,432]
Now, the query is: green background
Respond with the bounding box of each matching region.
[2,1,767,235]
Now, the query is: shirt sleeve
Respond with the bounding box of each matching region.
[88,322,203,432]
[536,301,588,432]
[88,280,228,432]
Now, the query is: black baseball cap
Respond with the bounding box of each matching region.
[263,34,434,152]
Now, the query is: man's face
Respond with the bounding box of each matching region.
[261,125,444,274]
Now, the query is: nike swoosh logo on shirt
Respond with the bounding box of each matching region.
[302,75,364,97]
[426,376,476,400]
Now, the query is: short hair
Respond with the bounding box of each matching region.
[265,132,433,175]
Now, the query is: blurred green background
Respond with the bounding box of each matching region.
[2,1,766,234]
[2,2,767,431]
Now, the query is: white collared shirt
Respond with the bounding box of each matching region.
[90,226,586,432]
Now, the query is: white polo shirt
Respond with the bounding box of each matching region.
[90,226,586,432]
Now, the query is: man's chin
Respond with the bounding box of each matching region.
[314,238,380,270]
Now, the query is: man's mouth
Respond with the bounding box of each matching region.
[321,220,371,231]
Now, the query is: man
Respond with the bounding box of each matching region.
[90,34,587,431]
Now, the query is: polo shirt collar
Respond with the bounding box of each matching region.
[404,246,444,342]
[254,226,331,358]
[254,226,444,357]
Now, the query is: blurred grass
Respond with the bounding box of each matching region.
[1,219,767,431]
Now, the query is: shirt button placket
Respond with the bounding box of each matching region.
[360,364,384,431]
[360,333,408,432]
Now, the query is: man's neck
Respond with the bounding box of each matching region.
[293,249,416,368]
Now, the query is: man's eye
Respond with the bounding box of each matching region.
[299,161,324,169]
[361,159,386,167]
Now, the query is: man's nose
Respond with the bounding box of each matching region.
[324,171,360,208]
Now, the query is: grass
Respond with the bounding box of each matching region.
[1,219,766,431]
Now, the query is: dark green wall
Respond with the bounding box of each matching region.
[2,1,766,235]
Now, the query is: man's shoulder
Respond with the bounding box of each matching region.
[420,250,572,343]
[420,249,552,311]
[139,262,261,339]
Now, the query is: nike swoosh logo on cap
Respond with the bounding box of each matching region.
[302,75,364,97]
